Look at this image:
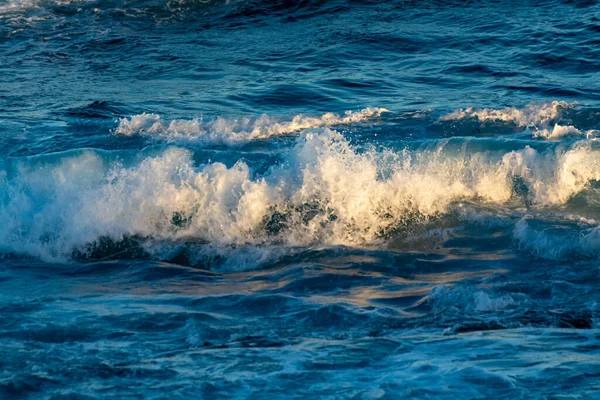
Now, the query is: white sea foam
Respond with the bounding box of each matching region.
[114,107,389,145]
[439,101,574,127]
[531,124,599,140]
[438,101,598,141]
[1,129,599,261]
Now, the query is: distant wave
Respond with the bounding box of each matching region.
[2,128,599,262]
[439,101,575,127]
[439,101,600,140]
[114,107,389,145]
[531,124,599,140]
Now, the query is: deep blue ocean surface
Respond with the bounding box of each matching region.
[1,1,600,398]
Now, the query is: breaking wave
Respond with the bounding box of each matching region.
[2,128,599,262]
[114,107,389,145]
[440,101,575,127]
[440,101,599,140]
[4,0,600,395]
[531,124,599,140]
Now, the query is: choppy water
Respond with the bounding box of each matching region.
[1,1,600,398]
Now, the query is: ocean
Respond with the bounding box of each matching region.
[0,0,599,398]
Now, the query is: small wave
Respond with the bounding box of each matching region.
[114,107,389,145]
[439,101,600,141]
[429,284,527,315]
[513,218,600,260]
[531,124,599,140]
[439,101,575,127]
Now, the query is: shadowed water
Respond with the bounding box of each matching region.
[1,0,599,398]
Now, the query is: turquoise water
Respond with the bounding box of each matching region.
[1,1,599,398]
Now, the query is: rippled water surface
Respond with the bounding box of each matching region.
[1,0,600,398]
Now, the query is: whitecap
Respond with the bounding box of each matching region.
[2,129,600,261]
[114,107,389,145]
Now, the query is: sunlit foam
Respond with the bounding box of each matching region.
[114,107,389,145]
[1,128,599,261]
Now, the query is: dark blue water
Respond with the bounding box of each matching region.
[1,1,600,398]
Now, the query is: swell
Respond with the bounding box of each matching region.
[1,128,599,263]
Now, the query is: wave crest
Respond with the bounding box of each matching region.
[438,101,600,141]
[440,101,574,127]
[531,124,599,140]
[114,107,389,145]
[2,129,600,261]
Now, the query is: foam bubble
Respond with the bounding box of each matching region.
[114,107,389,145]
